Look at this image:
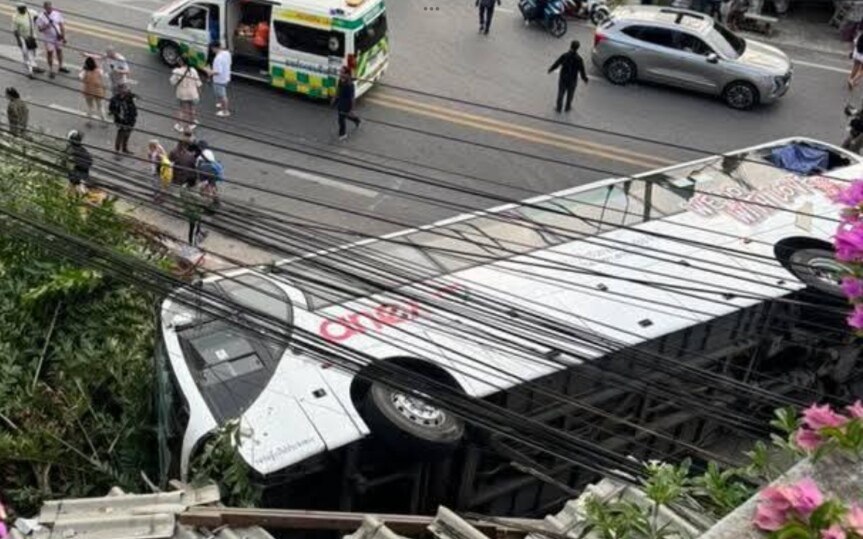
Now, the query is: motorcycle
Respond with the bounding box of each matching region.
[562,0,611,25]
[518,0,568,37]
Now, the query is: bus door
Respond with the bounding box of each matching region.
[269,13,344,98]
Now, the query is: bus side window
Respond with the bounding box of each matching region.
[274,21,344,57]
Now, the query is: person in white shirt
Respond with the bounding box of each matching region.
[170,56,202,131]
[205,42,232,117]
[35,1,67,78]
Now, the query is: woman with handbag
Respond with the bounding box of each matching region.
[11,3,42,78]
[170,56,202,132]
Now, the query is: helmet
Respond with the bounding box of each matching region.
[67,129,83,143]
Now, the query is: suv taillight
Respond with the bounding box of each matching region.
[594,32,606,48]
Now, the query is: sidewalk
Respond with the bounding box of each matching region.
[740,2,851,57]
[117,195,280,272]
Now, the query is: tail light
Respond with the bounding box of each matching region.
[594,32,606,48]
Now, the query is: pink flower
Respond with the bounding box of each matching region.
[845,504,863,536]
[835,225,863,262]
[834,180,863,206]
[755,486,793,531]
[794,427,823,451]
[821,524,847,539]
[754,502,788,531]
[785,478,823,517]
[803,403,848,430]
[848,304,863,330]
[841,277,863,299]
[846,400,863,419]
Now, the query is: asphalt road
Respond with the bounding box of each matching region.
[0,0,855,249]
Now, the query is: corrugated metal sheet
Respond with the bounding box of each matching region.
[16,485,274,539]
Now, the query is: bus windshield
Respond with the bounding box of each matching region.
[355,13,387,54]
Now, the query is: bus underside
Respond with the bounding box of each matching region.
[157,289,858,517]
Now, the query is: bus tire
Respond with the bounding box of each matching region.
[361,381,464,458]
[159,41,182,67]
[776,239,848,298]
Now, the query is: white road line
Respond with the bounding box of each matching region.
[49,103,89,117]
[793,59,848,74]
[284,168,378,198]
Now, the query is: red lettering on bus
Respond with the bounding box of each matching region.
[319,301,421,343]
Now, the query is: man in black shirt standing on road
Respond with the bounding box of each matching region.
[476,0,501,34]
[548,40,589,113]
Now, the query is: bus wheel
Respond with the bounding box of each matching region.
[159,41,182,67]
[362,381,464,457]
[786,248,849,297]
[777,239,849,298]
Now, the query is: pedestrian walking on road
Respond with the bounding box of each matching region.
[6,87,28,137]
[12,3,42,79]
[548,40,588,113]
[334,67,360,141]
[35,1,67,79]
[104,46,131,95]
[171,56,202,131]
[64,129,93,194]
[79,56,107,126]
[205,42,232,117]
[170,130,198,187]
[108,84,137,156]
[476,0,501,34]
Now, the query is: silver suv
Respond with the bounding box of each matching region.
[591,6,792,109]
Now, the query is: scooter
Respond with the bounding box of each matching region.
[518,0,568,37]
[562,0,611,25]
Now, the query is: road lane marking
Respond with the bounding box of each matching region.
[0,5,148,47]
[792,59,848,74]
[367,96,660,168]
[285,168,379,198]
[48,103,88,117]
[373,93,672,166]
[497,7,515,13]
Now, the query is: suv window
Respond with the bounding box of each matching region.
[672,32,713,55]
[622,25,675,48]
[274,21,345,57]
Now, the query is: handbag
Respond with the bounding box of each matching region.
[24,15,37,50]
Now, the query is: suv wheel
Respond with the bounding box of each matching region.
[604,57,636,85]
[723,81,758,110]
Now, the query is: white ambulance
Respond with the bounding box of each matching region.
[147,0,389,98]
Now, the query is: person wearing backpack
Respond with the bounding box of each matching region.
[64,129,92,194]
[170,56,202,132]
[849,27,863,90]
[148,139,172,202]
[108,84,137,156]
[194,141,224,204]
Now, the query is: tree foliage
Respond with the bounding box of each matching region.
[0,152,165,514]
